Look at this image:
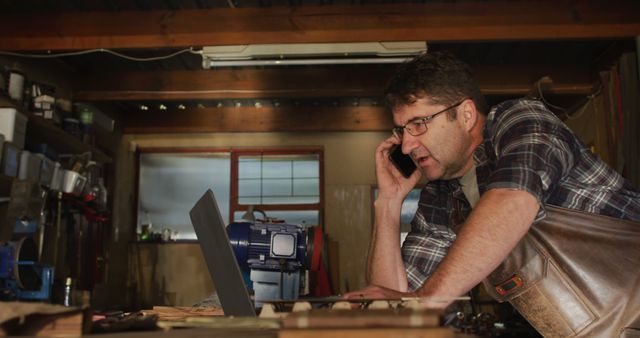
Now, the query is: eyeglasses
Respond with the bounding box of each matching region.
[392,98,468,140]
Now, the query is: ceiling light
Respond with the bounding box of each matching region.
[202,41,427,68]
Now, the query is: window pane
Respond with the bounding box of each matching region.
[293,160,319,178]
[262,178,292,197]
[138,153,231,240]
[262,161,291,178]
[239,178,261,197]
[293,178,319,199]
[239,158,260,179]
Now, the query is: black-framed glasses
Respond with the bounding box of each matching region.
[392,98,469,140]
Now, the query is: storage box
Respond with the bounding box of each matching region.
[0,108,28,149]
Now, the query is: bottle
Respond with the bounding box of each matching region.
[63,277,73,306]
[97,178,107,211]
[7,63,25,103]
[140,211,152,241]
[79,107,94,145]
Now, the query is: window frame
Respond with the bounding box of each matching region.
[230,148,324,225]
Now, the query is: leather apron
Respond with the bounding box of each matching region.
[483,205,640,338]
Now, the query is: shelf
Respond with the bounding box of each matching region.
[0,96,112,163]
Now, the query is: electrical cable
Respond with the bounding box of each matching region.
[536,79,567,115]
[0,47,201,62]
[566,85,603,121]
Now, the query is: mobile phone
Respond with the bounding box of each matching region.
[388,144,417,178]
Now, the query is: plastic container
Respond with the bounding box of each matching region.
[7,69,25,103]
[1,142,20,177]
[37,154,54,187]
[18,150,42,182]
[50,162,63,191]
[0,108,28,149]
[61,170,86,195]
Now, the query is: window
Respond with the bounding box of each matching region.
[136,148,323,240]
[137,151,231,240]
[231,150,323,227]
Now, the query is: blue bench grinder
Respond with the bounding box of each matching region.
[227,220,322,307]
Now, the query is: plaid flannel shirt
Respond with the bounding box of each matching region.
[402,99,640,291]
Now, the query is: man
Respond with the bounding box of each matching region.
[346,52,640,337]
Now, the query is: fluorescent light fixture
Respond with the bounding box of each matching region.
[202,41,427,68]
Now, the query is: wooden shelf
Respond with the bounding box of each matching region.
[0,96,111,163]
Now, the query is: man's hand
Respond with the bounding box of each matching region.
[343,285,448,309]
[375,136,421,203]
[344,284,413,300]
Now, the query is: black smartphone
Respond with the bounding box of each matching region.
[388,144,417,178]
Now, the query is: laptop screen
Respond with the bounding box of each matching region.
[189,189,257,317]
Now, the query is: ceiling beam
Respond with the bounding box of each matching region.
[74,64,595,101]
[1,2,639,51]
[123,106,392,134]
[75,67,393,100]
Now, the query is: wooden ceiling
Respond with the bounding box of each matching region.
[0,1,638,133]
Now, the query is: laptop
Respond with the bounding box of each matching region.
[189,189,257,317]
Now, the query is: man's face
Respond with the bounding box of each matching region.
[392,96,474,181]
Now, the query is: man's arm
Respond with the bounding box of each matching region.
[416,188,539,301]
[367,197,408,291]
[364,136,421,292]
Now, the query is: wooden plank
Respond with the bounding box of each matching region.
[281,308,441,329]
[123,106,392,134]
[74,68,394,101]
[278,328,455,338]
[142,306,224,321]
[1,2,639,51]
[75,64,593,101]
